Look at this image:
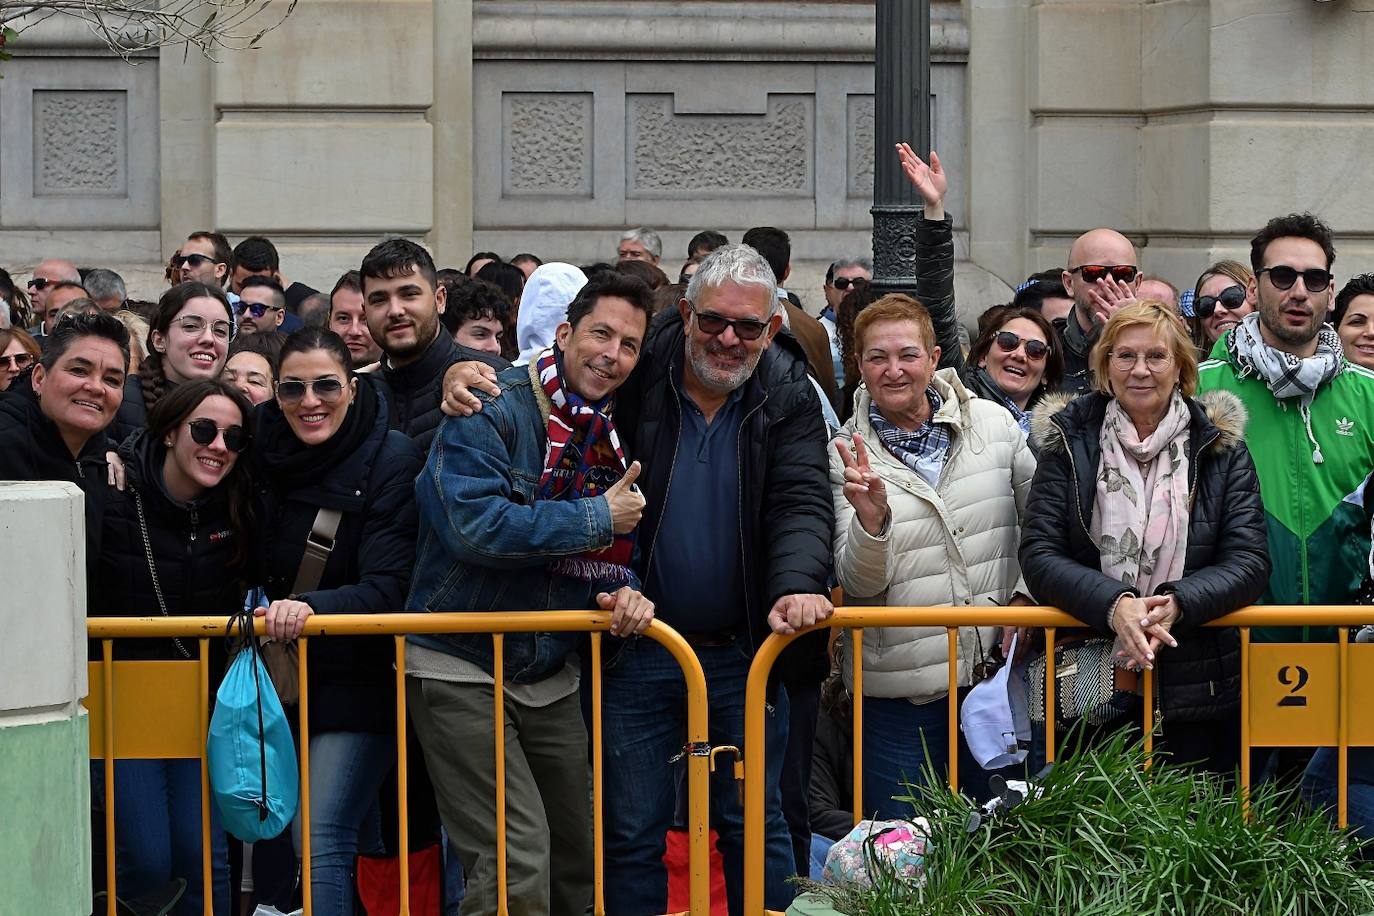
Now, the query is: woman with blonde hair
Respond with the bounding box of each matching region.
[1190,260,1254,354]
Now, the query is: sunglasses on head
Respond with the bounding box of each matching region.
[0,352,35,370]
[186,418,249,452]
[1260,265,1332,293]
[1069,264,1139,284]
[276,377,346,404]
[831,276,868,291]
[689,306,770,341]
[1194,285,1246,320]
[27,277,51,291]
[235,301,281,319]
[994,330,1049,361]
[178,253,217,269]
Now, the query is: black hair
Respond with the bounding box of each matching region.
[740,227,790,285]
[687,230,728,259]
[1012,269,1071,312]
[232,235,280,273]
[146,378,256,566]
[40,310,132,372]
[1334,274,1374,328]
[0,267,15,301]
[463,251,502,276]
[139,282,234,413]
[187,231,234,285]
[579,262,618,280]
[279,326,354,376]
[239,275,287,309]
[442,279,512,335]
[967,304,1065,393]
[475,261,526,302]
[329,270,362,301]
[510,253,543,270]
[360,238,438,294]
[47,280,90,300]
[228,330,283,377]
[616,259,670,292]
[1250,212,1335,275]
[565,271,653,330]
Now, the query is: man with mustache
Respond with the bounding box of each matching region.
[1197,212,1374,848]
[358,238,507,449]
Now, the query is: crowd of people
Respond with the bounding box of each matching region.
[2,143,1373,916]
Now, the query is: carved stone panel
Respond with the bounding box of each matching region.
[847,94,875,198]
[626,94,813,197]
[502,92,594,197]
[33,90,128,197]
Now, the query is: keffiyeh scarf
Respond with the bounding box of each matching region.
[536,346,634,586]
[868,388,951,488]
[1226,311,1343,463]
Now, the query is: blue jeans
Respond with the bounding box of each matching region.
[92,758,230,915]
[1302,746,1374,858]
[600,640,794,916]
[294,731,393,915]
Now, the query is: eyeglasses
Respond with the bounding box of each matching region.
[1195,285,1246,320]
[27,277,51,291]
[1069,264,1139,284]
[994,331,1049,361]
[1259,265,1332,293]
[689,306,770,342]
[0,352,34,371]
[174,315,234,341]
[276,376,346,404]
[235,301,282,319]
[1109,349,1173,373]
[186,418,250,453]
[831,276,869,291]
[178,253,217,269]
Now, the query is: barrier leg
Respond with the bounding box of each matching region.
[946,628,958,793]
[1339,627,1349,830]
[1045,627,1056,764]
[1143,667,1154,771]
[199,639,212,916]
[851,629,863,827]
[103,639,116,916]
[300,639,312,916]
[493,634,508,916]
[1240,627,1251,819]
[395,635,411,915]
[591,633,605,916]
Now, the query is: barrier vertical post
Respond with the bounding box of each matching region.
[395,635,411,914]
[851,628,864,826]
[493,633,508,915]
[299,638,312,915]
[1240,627,1251,818]
[946,628,958,793]
[103,639,116,916]
[199,639,212,915]
[1143,666,1154,770]
[1339,626,1349,829]
[590,633,605,916]
[1045,626,1057,763]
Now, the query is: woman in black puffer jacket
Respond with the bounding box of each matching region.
[249,327,421,916]
[93,378,255,915]
[1019,302,1269,776]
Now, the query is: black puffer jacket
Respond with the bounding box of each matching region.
[0,375,112,581]
[367,331,508,450]
[109,373,152,444]
[92,429,245,661]
[1019,390,1270,721]
[252,381,422,734]
[615,308,834,669]
[1050,313,1095,395]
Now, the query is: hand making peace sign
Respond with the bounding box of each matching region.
[835,432,890,537]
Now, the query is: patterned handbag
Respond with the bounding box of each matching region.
[1026,637,1138,731]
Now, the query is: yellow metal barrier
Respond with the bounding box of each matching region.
[741,606,1374,916]
[86,612,713,916]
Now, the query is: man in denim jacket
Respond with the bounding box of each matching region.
[406,271,657,915]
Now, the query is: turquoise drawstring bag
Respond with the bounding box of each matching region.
[207,610,299,841]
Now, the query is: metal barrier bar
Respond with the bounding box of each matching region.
[299,638,313,916]
[493,633,508,916]
[1340,627,1349,829]
[1044,626,1056,764]
[946,628,958,794]
[590,633,605,916]
[102,639,115,916]
[199,639,212,916]
[394,635,411,914]
[1143,666,1154,770]
[849,628,863,827]
[1240,626,1252,817]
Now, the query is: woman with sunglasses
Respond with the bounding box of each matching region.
[1333,274,1374,371]
[90,378,255,915]
[1019,302,1268,774]
[964,305,1064,437]
[109,281,236,444]
[1189,260,1254,354]
[250,327,422,915]
[0,326,41,390]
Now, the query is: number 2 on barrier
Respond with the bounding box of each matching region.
[1248,645,1338,747]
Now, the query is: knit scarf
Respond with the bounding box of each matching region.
[868,387,951,488]
[1225,311,1343,463]
[536,346,634,586]
[1092,392,1191,598]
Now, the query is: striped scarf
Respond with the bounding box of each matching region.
[868,387,952,488]
[536,346,635,586]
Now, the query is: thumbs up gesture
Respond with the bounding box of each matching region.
[604,460,646,534]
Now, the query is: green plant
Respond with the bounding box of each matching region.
[802,734,1374,915]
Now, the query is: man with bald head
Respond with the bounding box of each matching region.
[1056,228,1142,393]
[27,259,81,329]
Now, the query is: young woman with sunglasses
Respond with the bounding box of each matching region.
[0,326,42,391]
[90,378,256,915]
[1189,259,1254,354]
[964,305,1064,437]
[250,327,422,915]
[110,281,236,443]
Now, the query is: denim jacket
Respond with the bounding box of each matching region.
[406,362,638,683]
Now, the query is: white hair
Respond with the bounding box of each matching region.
[619,227,662,260]
[685,244,780,317]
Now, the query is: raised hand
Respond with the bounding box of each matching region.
[896,143,947,218]
[604,460,645,534]
[835,432,889,536]
[1089,275,1140,325]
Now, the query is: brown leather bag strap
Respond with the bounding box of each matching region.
[290,508,342,596]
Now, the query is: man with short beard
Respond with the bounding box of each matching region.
[1197,212,1374,848]
[357,238,507,448]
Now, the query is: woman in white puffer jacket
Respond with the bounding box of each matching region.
[831,294,1035,818]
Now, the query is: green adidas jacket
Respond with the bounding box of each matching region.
[1198,337,1374,642]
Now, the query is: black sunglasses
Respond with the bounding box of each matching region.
[27,277,51,291]
[1195,285,1246,320]
[178,253,217,268]
[689,306,770,342]
[994,330,1049,361]
[235,301,281,319]
[1069,264,1139,284]
[276,377,346,403]
[186,418,249,453]
[0,352,35,370]
[1259,265,1332,293]
[831,276,869,291]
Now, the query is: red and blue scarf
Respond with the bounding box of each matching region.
[536,345,635,586]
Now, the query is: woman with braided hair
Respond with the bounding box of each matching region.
[109,281,234,444]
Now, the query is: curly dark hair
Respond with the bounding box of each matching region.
[836,284,884,421]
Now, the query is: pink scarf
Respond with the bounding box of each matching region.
[1091,392,1191,597]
